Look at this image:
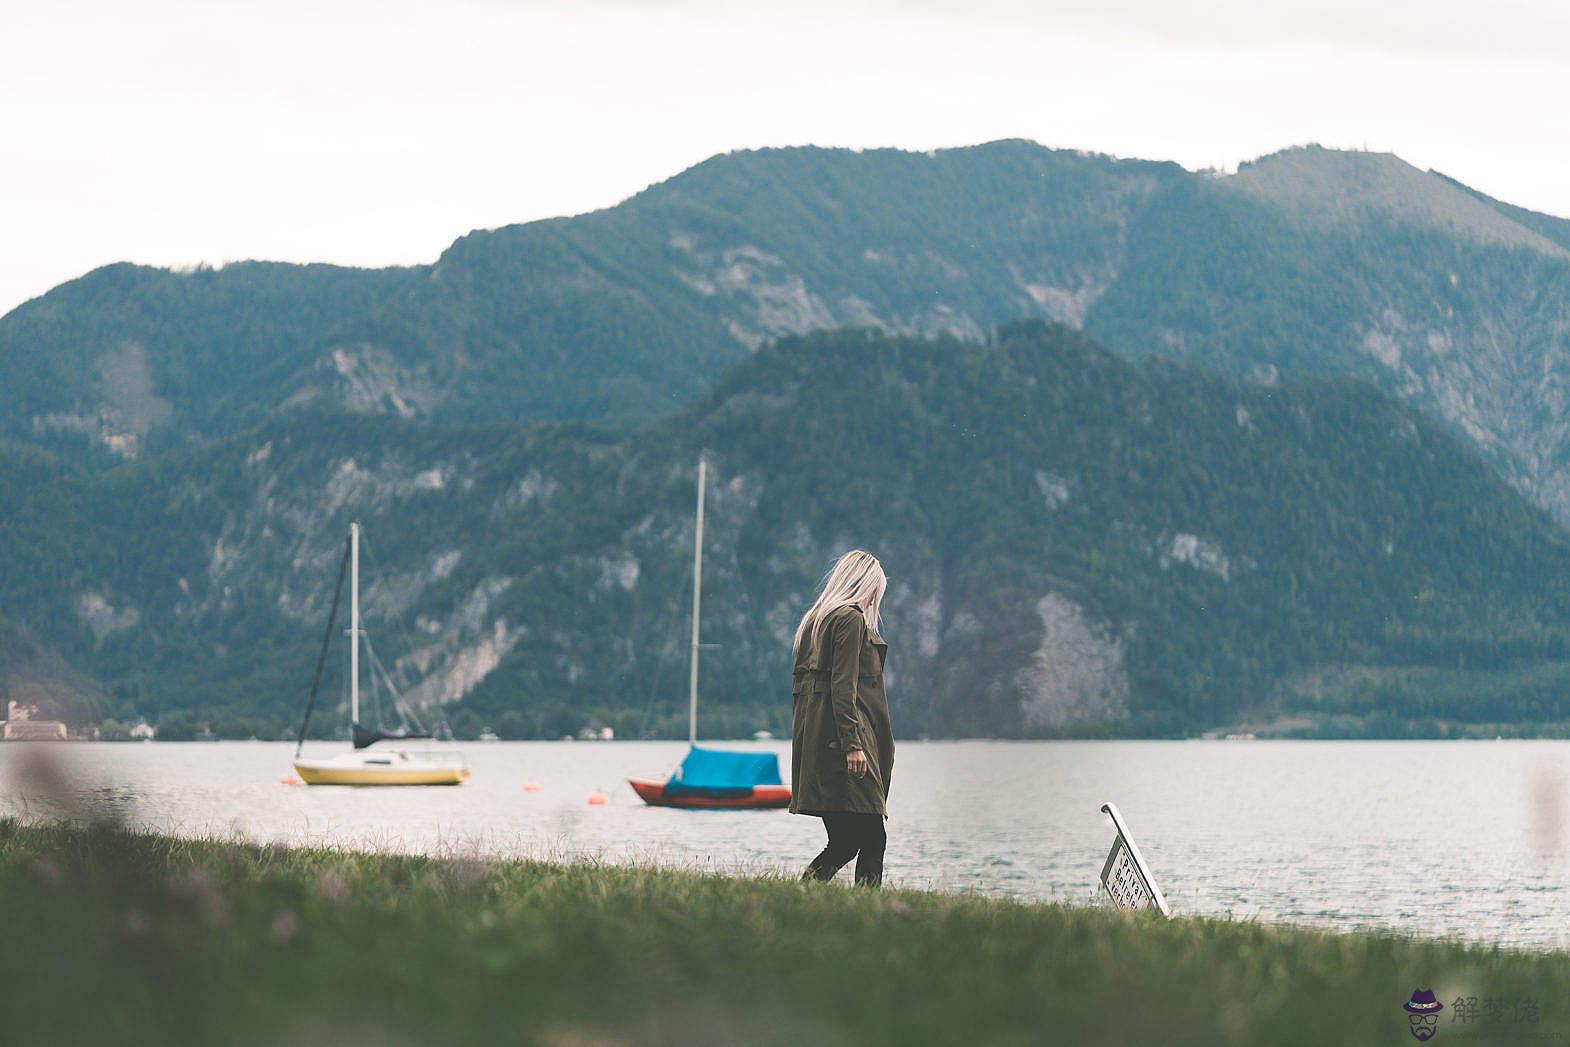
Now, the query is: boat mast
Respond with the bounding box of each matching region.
[688,458,705,745]
[350,520,360,729]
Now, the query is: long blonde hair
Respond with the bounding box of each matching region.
[793,550,887,655]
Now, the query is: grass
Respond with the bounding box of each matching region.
[0,819,1562,1046]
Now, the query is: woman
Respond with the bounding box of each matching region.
[790,549,894,886]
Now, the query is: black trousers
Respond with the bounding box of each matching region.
[803,812,886,886]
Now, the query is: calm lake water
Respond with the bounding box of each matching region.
[4,739,1567,951]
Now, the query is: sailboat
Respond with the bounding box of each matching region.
[292,522,471,786]
[627,458,791,809]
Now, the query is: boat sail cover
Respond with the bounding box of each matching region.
[665,746,782,797]
[353,723,432,750]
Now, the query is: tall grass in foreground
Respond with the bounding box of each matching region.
[0,818,1561,1046]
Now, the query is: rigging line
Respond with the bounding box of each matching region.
[360,527,480,741]
[339,662,350,734]
[295,534,352,758]
[352,528,424,734]
[636,555,694,737]
[369,639,384,729]
[358,530,428,692]
[362,631,427,734]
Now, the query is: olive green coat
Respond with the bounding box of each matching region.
[790,604,894,817]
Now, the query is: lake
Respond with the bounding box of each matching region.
[3,738,1565,950]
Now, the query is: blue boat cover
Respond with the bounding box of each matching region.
[665,746,782,797]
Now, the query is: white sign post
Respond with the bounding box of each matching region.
[1098,802,1172,917]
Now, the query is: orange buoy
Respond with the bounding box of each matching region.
[586,790,608,806]
[280,776,301,786]
[523,781,541,792]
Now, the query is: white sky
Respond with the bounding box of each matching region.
[2,0,1568,316]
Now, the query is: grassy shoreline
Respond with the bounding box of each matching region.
[1,819,1562,1046]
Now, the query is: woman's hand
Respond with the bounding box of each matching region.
[846,749,868,776]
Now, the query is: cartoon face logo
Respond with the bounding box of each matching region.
[1404,989,1444,1041]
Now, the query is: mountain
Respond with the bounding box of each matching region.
[0,142,1173,458]
[0,612,102,726]
[1091,146,1570,521]
[5,323,1570,738]
[6,140,1570,534]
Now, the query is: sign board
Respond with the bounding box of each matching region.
[1098,802,1172,917]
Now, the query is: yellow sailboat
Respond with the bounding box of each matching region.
[292,522,469,786]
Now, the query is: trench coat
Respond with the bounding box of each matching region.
[789,604,894,817]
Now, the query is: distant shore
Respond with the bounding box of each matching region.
[31,719,1570,744]
[0,819,1563,1045]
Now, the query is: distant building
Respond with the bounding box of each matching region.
[577,720,614,741]
[130,721,156,741]
[2,700,68,741]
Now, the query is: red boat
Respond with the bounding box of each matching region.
[627,776,792,809]
[629,460,791,812]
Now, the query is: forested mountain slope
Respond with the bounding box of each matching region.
[6,324,1569,738]
[5,141,1569,530]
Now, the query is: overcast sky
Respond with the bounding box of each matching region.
[2,0,1567,316]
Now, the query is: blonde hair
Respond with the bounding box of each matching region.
[793,550,887,655]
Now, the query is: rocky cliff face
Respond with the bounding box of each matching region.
[0,142,1174,453]
[7,141,1570,735]
[1213,147,1570,521]
[7,324,1570,737]
[6,142,1569,538]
